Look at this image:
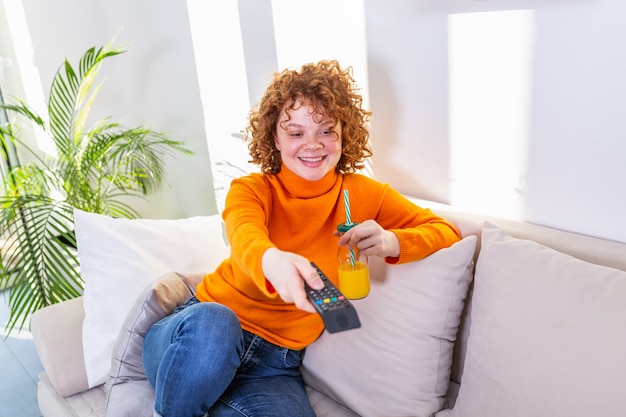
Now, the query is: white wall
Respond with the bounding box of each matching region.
[364,0,626,243]
[1,0,216,219]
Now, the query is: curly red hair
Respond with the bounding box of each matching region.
[245,60,372,174]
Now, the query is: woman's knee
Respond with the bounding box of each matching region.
[178,302,242,341]
[143,302,243,384]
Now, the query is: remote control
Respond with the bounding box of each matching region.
[306,262,361,333]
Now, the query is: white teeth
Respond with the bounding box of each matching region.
[300,157,323,162]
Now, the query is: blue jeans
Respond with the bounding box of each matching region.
[142,297,316,417]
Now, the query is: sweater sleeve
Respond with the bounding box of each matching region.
[387,208,461,264]
[222,175,278,297]
[371,183,461,264]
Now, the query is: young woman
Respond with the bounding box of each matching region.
[142,60,460,417]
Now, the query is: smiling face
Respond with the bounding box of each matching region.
[274,101,343,181]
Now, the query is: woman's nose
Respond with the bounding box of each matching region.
[303,133,323,150]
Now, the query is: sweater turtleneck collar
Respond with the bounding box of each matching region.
[275,164,340,199]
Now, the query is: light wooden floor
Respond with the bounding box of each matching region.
[0,289,43,417]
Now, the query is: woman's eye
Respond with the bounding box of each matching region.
[289,132,303,138]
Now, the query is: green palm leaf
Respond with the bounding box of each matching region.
[0,38,191,334]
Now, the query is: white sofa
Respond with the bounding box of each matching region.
[30,200,626,417]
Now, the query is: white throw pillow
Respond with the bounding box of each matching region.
[301,236,477,417]
[74,209,229,388]
[439,222,626,417]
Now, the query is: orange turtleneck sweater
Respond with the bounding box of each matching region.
[195,166,460,349]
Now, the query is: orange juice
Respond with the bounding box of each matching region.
[338,261,370,299]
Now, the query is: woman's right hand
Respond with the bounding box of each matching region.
[261,248,324,314]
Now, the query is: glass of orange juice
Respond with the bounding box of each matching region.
[337,222,370,299]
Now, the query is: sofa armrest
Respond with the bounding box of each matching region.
[30,296,91,397]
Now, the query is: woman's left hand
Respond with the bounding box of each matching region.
[335,219,400,259]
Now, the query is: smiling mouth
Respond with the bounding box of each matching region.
[299,156,325,163]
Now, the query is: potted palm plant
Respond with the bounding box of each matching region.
[0,39,191,334]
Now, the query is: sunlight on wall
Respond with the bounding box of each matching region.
[1,0,54,156]
[448,10,535,219]
[186,0,253,212]
[271,0,370,110]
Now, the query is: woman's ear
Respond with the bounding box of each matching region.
[274,134,281,151]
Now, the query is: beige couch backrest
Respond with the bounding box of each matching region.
[413,199,626,386]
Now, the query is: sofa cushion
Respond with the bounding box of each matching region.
[38,372,106,417]
[301,236,477,417]
[31,297,90,397]
[305,386,361,417]
[438,222,626,417]
[74,209,229,388]
[105,272,202,417]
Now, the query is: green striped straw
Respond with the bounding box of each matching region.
[343,189,352,225]
[343,190,356,267]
